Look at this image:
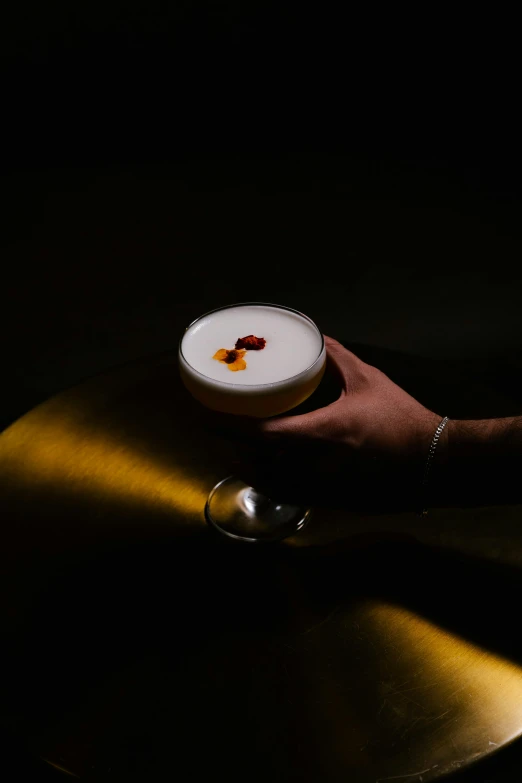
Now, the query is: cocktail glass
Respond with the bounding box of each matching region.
[179,303,326,542]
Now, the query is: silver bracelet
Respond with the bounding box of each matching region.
[420,416,449,515]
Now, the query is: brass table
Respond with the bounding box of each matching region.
[1,352,522,781]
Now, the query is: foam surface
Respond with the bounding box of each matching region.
[182,305,322,385]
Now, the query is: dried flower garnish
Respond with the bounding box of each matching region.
[213,348,247,372]
[235,335,266,350]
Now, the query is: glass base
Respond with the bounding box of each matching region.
[205,475,311,543]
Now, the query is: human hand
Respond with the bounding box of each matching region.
[237,337,445,512]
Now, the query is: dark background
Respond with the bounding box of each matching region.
[1,3,522,781]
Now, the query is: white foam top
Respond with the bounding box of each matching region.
[181,305,322,386]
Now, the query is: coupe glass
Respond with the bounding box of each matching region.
[179,303,326,542]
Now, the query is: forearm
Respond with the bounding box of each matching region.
[431,416,522,507]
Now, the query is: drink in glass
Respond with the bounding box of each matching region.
[179,303,326,541]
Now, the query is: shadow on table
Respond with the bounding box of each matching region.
[2,525,522,781]
[291,535,522,666]
[2,341,522,780]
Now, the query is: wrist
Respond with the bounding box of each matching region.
[431,417,521,507]
[413,409,448,478]
[417,412,450,512]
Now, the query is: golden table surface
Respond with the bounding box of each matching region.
[1,352,522,781]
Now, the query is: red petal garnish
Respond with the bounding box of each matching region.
[235,335,266,350]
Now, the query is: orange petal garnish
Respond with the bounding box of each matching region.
[213,348,247,372]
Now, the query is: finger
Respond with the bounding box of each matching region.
[255,403,335,441]
[207,336,363,442]
[249,336,357,440]
[323,335,363,389]
[253,336,363,439]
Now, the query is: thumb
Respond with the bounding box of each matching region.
[255,334,361,440]
[255,399,337,441]
[250,335,364,440]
